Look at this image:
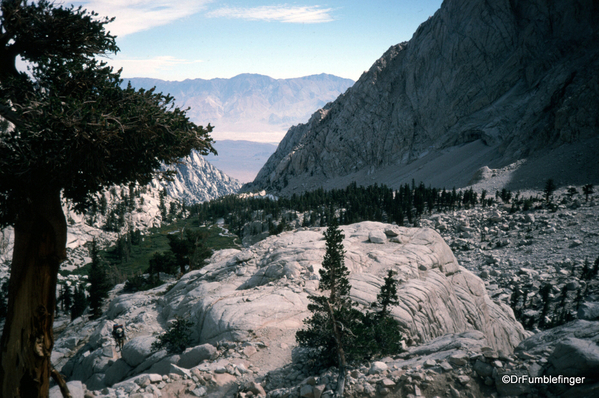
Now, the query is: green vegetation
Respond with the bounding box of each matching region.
[69,219,238,285]
[193,182,485,234]
[510,255,599,331]
[70,283,88,321]
[296,222,403,396]
[88,239,111,319]
[583,183,594,202]
[151,317,194,354]
[544,179,557,203]
[0,0,215,390]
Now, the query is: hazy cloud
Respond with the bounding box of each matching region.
[206,5,334,23]
[73,0,212,37]
[106,56,203,78]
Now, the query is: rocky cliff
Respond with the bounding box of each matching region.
[245,0,599,195]
[162,150,241,204]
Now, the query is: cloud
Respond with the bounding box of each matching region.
[72,0,212,37]
[105,56,203,79]
[206,5,334,24]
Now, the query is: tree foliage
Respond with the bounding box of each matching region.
[0,1,216,226]
[583,184,594,202]
[70,283,87,321]
[543,179,557,203]
[151,317,194,354]
[296,223,404,374]
[88,239,112,319]
[0,1,215,395]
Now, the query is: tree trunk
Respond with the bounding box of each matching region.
[0,188,68,397]
[326,301,347,398]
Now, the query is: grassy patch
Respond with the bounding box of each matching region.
[70,217,240,283]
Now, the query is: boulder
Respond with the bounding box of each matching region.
[178,343,217,368]
[159,222,526,354]
[578,302,599,321]
[132,349,169,374]
[368,230,387,244]
[369,361,388,374]
[147,355,181,375]
[473,360,493,377]
[104,358,132,387]
[88,320,115,349]
[122,336,157,367]
[547,337,599,378]
[515,320,599,357]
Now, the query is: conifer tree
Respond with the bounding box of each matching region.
[70,284,87,321]
[544,179,557,203]
[582,184,594,202]
[0,0,215,392]
[296,220,359,397]
[357,270,403,357]
[61,283,73,314]
[88,239,111,319]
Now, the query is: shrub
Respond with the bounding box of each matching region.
[123,274,162,293]
[152,317,194,354]
[544,179,556,203]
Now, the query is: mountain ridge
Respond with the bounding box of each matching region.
[124,74,354,142]
[244,0,599,195]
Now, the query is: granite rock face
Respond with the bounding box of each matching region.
[159,222,527,354]
[246,0,599,194]
[162,150,241,204]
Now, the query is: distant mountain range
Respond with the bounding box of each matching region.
[246,0,599,195]
[124,74,354,143]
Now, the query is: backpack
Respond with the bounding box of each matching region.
[114,326,124,339]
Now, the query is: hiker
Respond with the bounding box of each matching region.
[112,323,126,351]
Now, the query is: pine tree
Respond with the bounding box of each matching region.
[88,239,112,319]
[538,283,552,329]
[372,270,400,317]
[581,259,592,281]
[296,221,359,396]
[61,283,73,314]
[544,179,557,203]
[71,284,87,321]
[582,184,594,202]
[356,270,403,357]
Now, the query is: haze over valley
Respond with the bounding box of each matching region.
[125,74,353,182]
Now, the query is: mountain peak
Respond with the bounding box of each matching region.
[245,0,599,195]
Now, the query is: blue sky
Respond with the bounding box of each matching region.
[69,0,443,82]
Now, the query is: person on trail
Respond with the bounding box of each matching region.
[112,324,126,351]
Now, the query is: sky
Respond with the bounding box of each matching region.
[67,0,444,82]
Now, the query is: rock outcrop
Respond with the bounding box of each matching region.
[164,222,526,353]
[245,0,599,195]
[55,222,527,392]
[162,149,241,204]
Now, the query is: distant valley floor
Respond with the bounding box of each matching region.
[205,140,278,183]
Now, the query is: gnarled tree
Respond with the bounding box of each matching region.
[0,1,215,396]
